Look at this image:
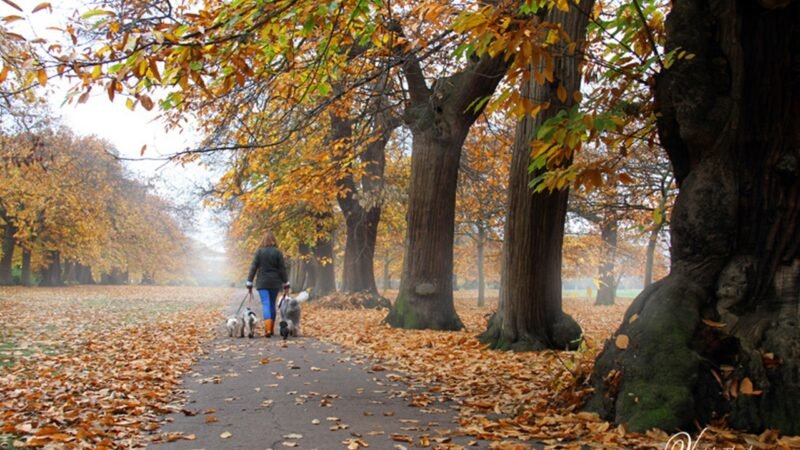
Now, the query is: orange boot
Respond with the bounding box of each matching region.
[264,319,274,337]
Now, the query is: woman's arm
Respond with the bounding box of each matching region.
[278,251,288,285]
[247,249,260,286]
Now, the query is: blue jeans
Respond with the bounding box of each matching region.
[257,288,280,320]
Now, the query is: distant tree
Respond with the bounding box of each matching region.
[456,116,511,306]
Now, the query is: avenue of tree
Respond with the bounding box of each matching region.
[1,0,797,436]
[0,103,189,286]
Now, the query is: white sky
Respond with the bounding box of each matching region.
[3,0,228,253]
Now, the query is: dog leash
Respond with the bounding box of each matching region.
[234,291,252,316]
[277,289,288,310]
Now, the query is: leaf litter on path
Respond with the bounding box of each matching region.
[302,293,800,449]
[2,286,798,449]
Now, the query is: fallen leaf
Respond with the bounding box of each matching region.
[391,433,413,443]
[702,319,726,328]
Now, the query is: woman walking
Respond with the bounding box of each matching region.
[246,231,289,337]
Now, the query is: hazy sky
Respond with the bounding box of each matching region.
[3,1,228,252]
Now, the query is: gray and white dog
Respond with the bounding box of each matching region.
[242,307,258,338]
[279,291,308,339]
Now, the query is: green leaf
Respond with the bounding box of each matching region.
[81,9,115,19]
[316,82,331,96]
[467,95,491,115]
[653,207,663,225]
[303,16,315,34]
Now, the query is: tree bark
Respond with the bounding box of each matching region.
[63,260,78,284]
[385,35,510,330]
[595,219,618,305]
[587,0,800,434]
[477,227,486,307]
[643,225,660,287]
[480,0,592,351]
[39,251,63,286]
[21,249,32,286]
[329,86,397,296]
[382,251,391,291]
[77,264,94,284]
[310,230,336,297]
[0,220,17,285]
[289,243,311,291]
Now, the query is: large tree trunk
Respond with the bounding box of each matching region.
[0,221,17,285]
[310,234,336,297]
[385,37,510,330]
[329,87,396,296]
[643,225,660,287]
[77,264,94,285]
[288,250,309,292]
[21,249,32,286]
[587,0,800,434]
[39,251,63,286]
[341,207,381,292]
[477,227,486,307]
[295,243,315,292]
[480,0,591,351]
[595,219,618,305]
[387,127,466,329]
[63,260,78,284]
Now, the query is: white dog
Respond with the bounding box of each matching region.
[279,291,309,339]
[242,308,258,338]
[226,316,243,338]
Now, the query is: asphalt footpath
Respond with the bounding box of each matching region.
[149,334,492,450]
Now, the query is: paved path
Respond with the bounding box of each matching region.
[150,335,490,450]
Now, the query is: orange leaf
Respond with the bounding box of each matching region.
[615,334,629,350]
[739,377,762,395]
[32,2,51,13]
[556,84,567,103]
[36,68,47,86]
[617,173,634,185]
[702,318,726,328]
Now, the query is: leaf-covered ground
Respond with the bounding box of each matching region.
[0,286,226,449]
[304,291,800,450]
[1,287,798,449]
